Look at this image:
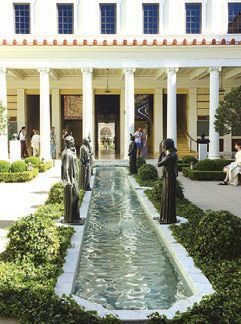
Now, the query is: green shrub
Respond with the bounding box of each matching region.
[0,160,10,173]
[193,210,241,261]
[5,215,60,265]
[24,156,41,166]
[46,182,64,204]
[138,164,158,181]
[145,178,184,211]
[182,155,198,164]
[11,160,27,173]
[196,159,216,171]
[196,159,230,171]
[34,203,64,220]
[0,169,38,183]
[136,157,146,169]
[182,168,225,181]
[39,161,53,172]
[213,159,230,171]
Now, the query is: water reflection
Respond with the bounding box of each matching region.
[74,167,187,310]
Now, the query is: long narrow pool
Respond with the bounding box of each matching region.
[74,167,188,310]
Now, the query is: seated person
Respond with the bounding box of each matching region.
[219,141,241,185]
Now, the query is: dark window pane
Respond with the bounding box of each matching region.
[143,4,159,34]
[100,4,116,34]
[186,3,202,34]
[228,3,241,33]
[14,3,30,34]
[57,4,73,34]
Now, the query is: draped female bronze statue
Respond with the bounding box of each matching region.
[158,138,178,224]
[80,137,91,191]
[128,134,137,174]
[61,135,83,224]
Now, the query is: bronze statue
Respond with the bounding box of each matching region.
[158,138,178,224]
[128,134,137,174]
[61,135,83,224]
[80,137,91,191]
[87,135,94,176]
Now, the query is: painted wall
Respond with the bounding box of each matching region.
[0,0,239,38]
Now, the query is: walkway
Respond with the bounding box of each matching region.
[0,161,61,252]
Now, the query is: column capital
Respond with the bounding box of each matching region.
[0,67,7,74]
[81,68,93,74]
[124,68,136,74]
[166,67,179,74]
[209,66,222,73]
[38,68,50,74]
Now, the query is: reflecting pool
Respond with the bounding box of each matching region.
[74,167,188,310]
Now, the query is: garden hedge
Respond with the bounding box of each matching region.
[38,161,53,172]
[0,184,120,323]
[0,168,38,183]
[182,167,225,181]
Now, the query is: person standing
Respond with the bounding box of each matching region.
[134,128,143,158]
[19,126,28,158]
[31,130,40,157]
[50,127,56,159]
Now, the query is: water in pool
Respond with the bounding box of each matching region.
[74,167,188,310]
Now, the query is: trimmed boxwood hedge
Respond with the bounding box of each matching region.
[182,167,225,181]
[0,168,38,183]
[38,161,53,172]
[0,160,10,173]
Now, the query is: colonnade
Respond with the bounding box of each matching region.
[0,66,222,160]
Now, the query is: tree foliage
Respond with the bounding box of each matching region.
[215,86,241,135]
[0,102,8,135]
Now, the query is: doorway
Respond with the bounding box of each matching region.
[95,95,120,159]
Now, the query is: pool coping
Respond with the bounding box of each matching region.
[55,168,215,322]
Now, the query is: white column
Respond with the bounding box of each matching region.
[51,89,61,158]
[39,68,51,161]
[124,68,135,159]
[81,68,94,146]
[208,67,221,160]
[17,89,26,132]
[189,88,198,151]
[154,88,163,156]
[120,87,125,158]
[0,68,8,160]
[166,67,178,146]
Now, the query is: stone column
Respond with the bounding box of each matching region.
[120,87,125,158]
[124,68,135,159]
[17,89,26,133]
[51,88,61,157]
[208,67,221,159]
[188,88,198,152]
[39,68,51,161]
[167,67,178,146]
[81,68,94,150]
[154,88,163,156]
[0,68,8,160]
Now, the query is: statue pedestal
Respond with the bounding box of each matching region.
[10,140,21,161]
[198,144,208,160]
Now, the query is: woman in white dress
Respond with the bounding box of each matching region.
[31,130,40,157]
[219,141,241,185]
